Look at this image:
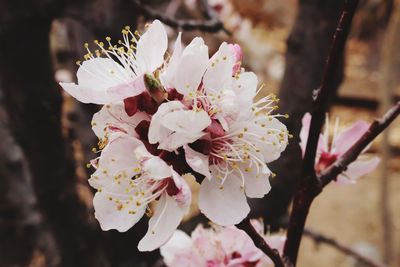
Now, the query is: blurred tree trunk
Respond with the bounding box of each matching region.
[251,0,347,228]
[0,88,60,267]
[378,2,400,264]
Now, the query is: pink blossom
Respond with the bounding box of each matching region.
[160,220,285,267]
[299,113,380,184]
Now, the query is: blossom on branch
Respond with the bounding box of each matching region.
[60,19,289,250]
[299,113,380,184]
[160,220,285,267]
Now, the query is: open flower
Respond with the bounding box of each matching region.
[160,220,285,267]
[299,113,380,184]
[155,39,289,225]
[89,133,191,251]
[91,101,150,143]
[195,93,289,226]
[148,100,212,151]
[60,20,168,104]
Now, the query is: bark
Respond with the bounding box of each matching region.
[0,89,60,267]
[251,0,347,228]
[0,10,108,266]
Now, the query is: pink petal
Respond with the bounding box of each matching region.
[299,113,325,156]
[333,120,369,155]
[199,175,250,226]
[138,193,190,251]
[337,156,380,184]
[183,145,211,179]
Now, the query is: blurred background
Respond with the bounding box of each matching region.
[0,0,399,266]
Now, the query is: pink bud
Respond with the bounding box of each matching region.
[228,44,243,75]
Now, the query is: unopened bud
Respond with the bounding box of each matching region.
[144,73,166,104]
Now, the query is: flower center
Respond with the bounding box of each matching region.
[316,152,338,173]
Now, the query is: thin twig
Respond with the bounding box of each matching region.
[237,218,288,267]
[284,1,360,265]
[319,101,400,186]
[303,228,386,267]
[131,0,231,35]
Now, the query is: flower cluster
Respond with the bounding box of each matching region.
[60,20,289,251]
[299,113,380,184]
[160,220,285,267]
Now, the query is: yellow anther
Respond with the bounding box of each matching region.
[106,36,111,41]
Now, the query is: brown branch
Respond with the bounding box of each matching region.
[303,228,386,267]
[319,101,400,187]
[131,0,231,35]
[283,1,360,265]
[302,0,359,180]
[237,218,289,267]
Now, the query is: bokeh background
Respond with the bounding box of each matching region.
[0,0,399,266]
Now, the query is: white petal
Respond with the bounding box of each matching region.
[160,230,192,266]
[135,20,168,73]
[199,175,250,226]
[161,109,211,134]
[92,134,143,181]
[61,57,145,104]
[184,145,211,179]
[138,193,190,251]
[160,32,183,88]
[148,101,185,144]
[203,42,235,94]
[158,131,206,152]
[93,192,146,232]
[106,74,147,101]
[243,165,272,198]
[91,101,150,139]
[232,71,258,108]
[142,156,172,180]
[174,37,209,95]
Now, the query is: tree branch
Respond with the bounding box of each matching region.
[302,0,359,180]
[284,1,360,265]
[303,228,386,267]
[131,0,231,35]
[237,218,289,267]
[319,101,400,187]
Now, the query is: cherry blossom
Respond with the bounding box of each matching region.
[299,113,380,184]
[59,19,290,248]
[89,133,191,251]
[160,220,285,267]
[150,37,289,225]
[60,20,168,104]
